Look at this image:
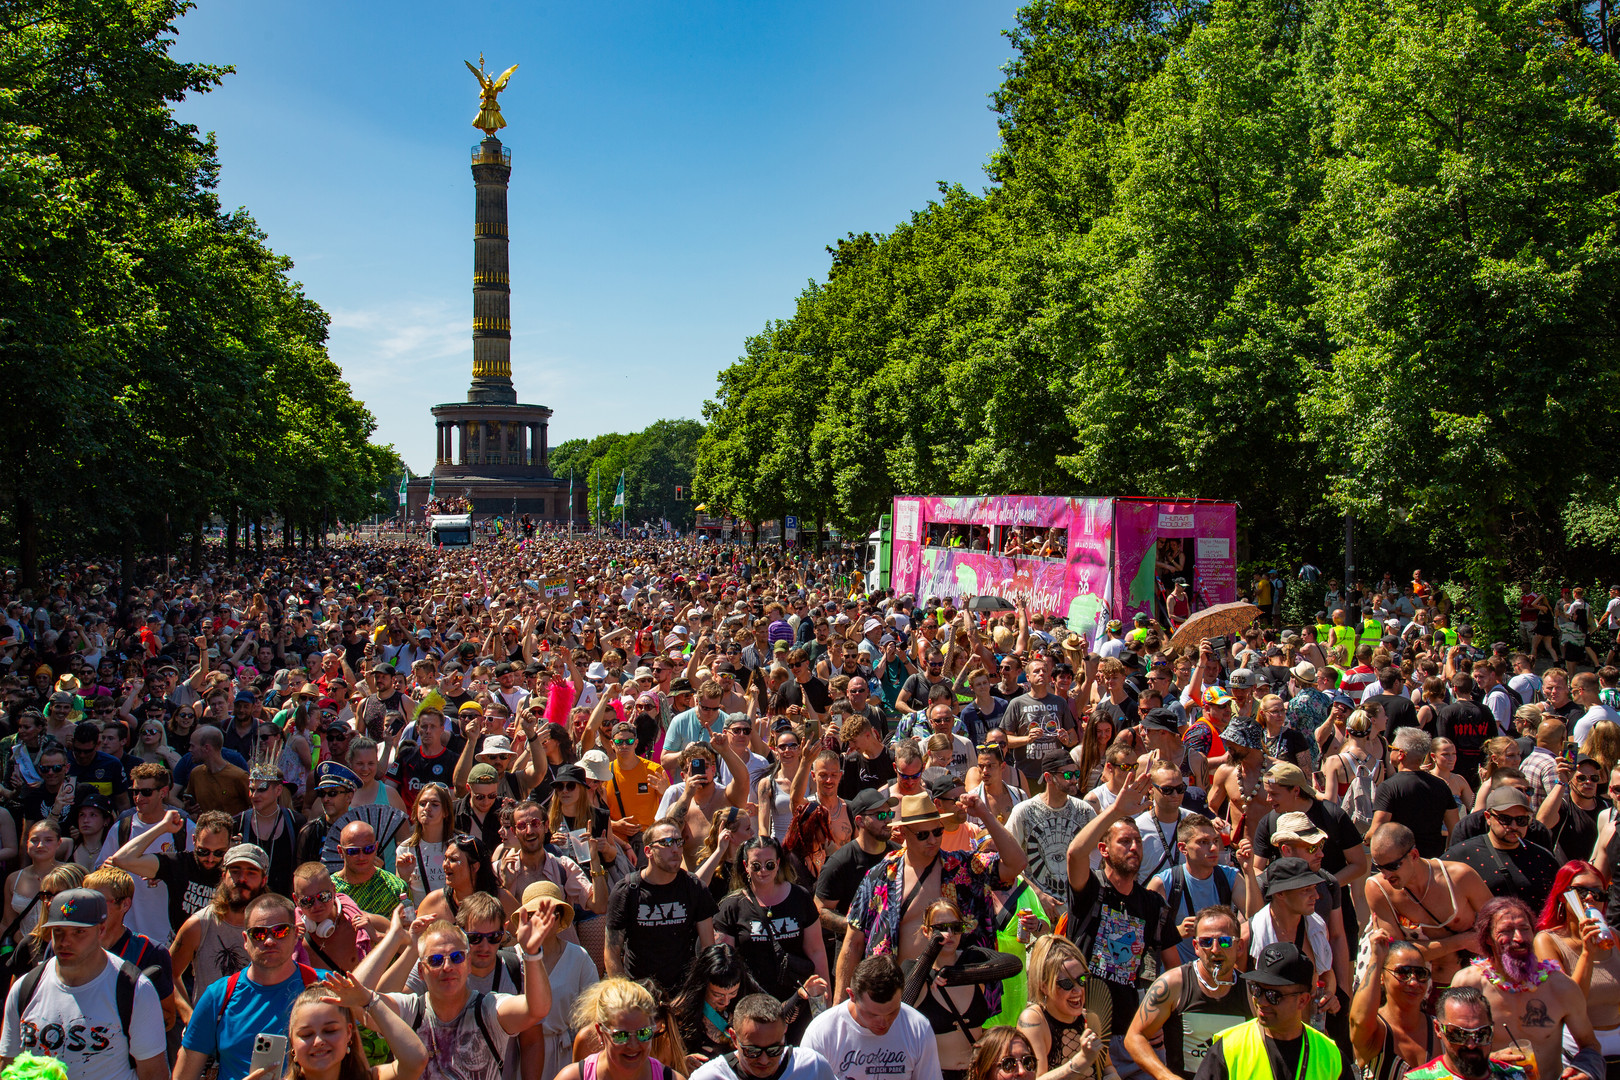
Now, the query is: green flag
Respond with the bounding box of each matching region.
[397,470,409,507]
[613,471,625,508]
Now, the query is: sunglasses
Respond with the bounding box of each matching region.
[909,826,945,841]
[868,810,896,822]
[1492,812,1531,828]
[776,740,800,751]
[1054,975,1083,992]
[424,951,467,968]
[1156,783,1188,795]
[465,930,507,945]
[1437,1022,1494,1047]
[195,846,229,860]
[342,843,378,856]
[649,836,683,849]
[296,891,334,909]
[554,781,579,792]
[966,1049,1031,1076]
[604,1024,660,1046]
[246,923,294,945]
[748,860,778,874]
[1247,986,1305,1005]
[1373,849,1412,874]
[1386,965,1431,982]
[927,921,964,935]
[1196,935,1235,950]
[739,1043,787,1060]
[250,782,278,793]
[132,787,161,798]
[612,737,635,746]
[1574,885,1606,901]
[38,764,65,774]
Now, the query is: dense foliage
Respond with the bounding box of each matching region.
[694,0,1620,597]
[0,0,397,585]
[550,418,703,532]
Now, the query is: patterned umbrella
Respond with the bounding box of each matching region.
[1166,600,1262,651]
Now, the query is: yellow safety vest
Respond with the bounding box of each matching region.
[1215,1018,1341,1080]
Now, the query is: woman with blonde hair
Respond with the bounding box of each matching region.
[1,818,68,940]
[693,805,754,903]
[1017,935,1111,1080]
[1473,735,1523,810]
[1583,719,1620,775]
[6,862,86,977]
[562,978,688,1080]
[270,971,427,1080]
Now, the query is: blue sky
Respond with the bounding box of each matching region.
[169,1,1020,475]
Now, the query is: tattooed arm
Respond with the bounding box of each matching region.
[1124,968,1185,1080]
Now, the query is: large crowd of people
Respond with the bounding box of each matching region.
[0,537,1616,1080]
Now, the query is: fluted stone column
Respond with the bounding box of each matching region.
[468,138,515,404]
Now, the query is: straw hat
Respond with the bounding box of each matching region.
[509,880,574,931]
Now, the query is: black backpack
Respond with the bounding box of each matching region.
[15,956,141,1067]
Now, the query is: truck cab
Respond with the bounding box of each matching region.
[428,514,473,548]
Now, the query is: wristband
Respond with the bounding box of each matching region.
[522,950,543,961]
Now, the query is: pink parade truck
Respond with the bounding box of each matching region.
[867,496,1239,644]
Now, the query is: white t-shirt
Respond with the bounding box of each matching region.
[0,954,166,1080]
[97,814,195,944]
[801,1001,939,1080]
[1605,597,1620,630]
[1249,907,1331,975]
[689,1047,837,1080]
[1575,703,1620,746]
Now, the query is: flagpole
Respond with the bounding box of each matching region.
[568,469,573,539]
[594,466,600,537]
[620,469,626,539]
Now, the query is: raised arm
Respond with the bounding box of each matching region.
[1067,768,1152,892]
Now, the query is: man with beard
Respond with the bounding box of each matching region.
[1407,987,1528,1080]
[1126,905,1251,1080]
[495,798,606,945]
[1067,765,1181,1080]
[813,790,898,964]
[1192,942,1352,1080]
[1443,789,1560,911]
[1450,898,1600,1080]
[168,844,270,1022]
[606,816,717,994]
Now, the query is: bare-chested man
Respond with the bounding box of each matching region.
[1451,896,1601,1080]
[1365,822,1492,985]
[1206,718,1271,843]
[664,741,749,869]
[834,789,1025,1000]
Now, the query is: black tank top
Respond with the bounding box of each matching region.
[1161,962,1250,1079]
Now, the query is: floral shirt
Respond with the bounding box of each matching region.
[847,847,1004,1010]
[1286,688,1332,767]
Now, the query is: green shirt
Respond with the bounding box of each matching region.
[334,867,408,918]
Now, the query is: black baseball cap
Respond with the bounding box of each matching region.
[1242,942,1315,987]
[848,790,897,817]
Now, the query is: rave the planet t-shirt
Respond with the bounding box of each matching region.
[605,869,718,994]
[801,1000,940,1080]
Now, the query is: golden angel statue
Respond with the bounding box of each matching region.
[466,54,519,135]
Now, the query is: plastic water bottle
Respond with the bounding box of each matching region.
[398,890,418,925]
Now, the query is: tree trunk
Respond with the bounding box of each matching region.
[226,507,238,564]
[119,534,136,609]
[190,514,203,571]
[282,514,293,554]
[15,494,37,589]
